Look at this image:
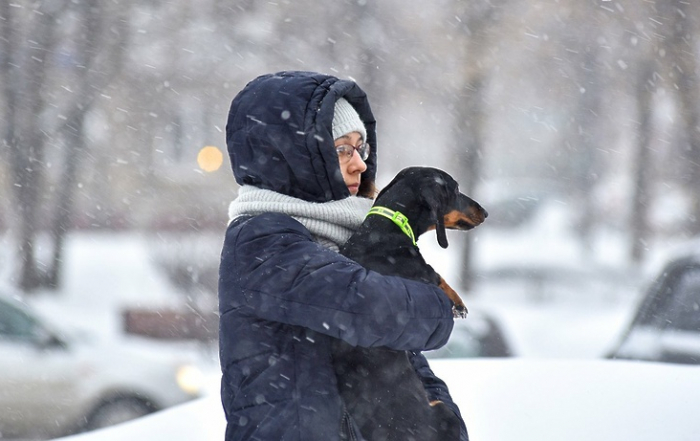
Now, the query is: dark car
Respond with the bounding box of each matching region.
[609,243,700,364]
[425,308,513,359]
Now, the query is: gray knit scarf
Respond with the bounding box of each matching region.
[228,186,374,251]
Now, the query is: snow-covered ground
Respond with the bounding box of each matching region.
[54,358,700,441]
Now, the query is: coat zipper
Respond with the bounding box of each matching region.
[341,411,359,441]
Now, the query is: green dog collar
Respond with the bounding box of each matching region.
[366,206,417,246]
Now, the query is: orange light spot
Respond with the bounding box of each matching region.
[197,146,223,172]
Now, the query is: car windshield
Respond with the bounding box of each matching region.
[0,299,39,341]
[667,267,700,332]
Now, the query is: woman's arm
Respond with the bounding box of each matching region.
[219,212,455,351]
[408,351,469,441]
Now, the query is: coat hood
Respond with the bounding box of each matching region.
[226,71,377,202]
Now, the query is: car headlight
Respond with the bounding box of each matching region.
[176,364,205,396]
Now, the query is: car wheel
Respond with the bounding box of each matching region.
[84,397,156,430]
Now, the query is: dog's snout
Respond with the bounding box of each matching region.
[442,193,488,230]
[470,203,488,224]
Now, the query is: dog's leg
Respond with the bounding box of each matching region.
[438,277,468,318]
[428,400,462,440]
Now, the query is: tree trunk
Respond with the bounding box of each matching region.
[44,0,128,289]
[571,48,603,249]
[630,60,655,262]
[455,75,485,290]
[46,116,86,288]
[668,0,700,236]
[1,0,127,292]
[3,3,63,291]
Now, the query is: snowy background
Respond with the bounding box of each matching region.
[3,1,700,440]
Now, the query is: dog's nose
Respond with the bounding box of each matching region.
[471,205,487,224]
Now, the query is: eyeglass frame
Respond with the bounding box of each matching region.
[335,142,370,163]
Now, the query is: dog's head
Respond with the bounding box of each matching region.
[376,167,488,248]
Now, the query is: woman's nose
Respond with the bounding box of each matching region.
[349,150,367,172]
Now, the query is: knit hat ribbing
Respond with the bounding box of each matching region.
[332,98,367,141]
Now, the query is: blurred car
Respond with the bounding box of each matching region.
[609,241,700,364]
[0,293,205,439]
[51,358,700,441]
[425,309,513,359]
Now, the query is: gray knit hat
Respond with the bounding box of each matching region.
[332,98,367,141]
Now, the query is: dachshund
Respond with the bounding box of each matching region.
[333,166,488,441]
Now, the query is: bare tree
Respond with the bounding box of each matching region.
[45,1,129,288]
[0,0,130,292]
[626,0,700,259]
[450,0,511,288]
[1,1,67,291]
[665,0,700,236]
[630,59,656,262]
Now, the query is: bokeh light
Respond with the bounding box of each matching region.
[197,146,223,172]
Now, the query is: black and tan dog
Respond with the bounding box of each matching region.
[333,166,488,441]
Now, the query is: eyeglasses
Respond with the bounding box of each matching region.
[336,142,370,163]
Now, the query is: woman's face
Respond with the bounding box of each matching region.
[335,131,368,196]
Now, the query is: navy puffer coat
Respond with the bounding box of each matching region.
[219,71,467,441]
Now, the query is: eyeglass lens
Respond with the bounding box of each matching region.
[337,144,369,162]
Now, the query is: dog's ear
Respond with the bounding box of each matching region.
[436,216,449,248]
[421,184,450,249]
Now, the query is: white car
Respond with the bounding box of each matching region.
[51,358,700,441]
[0,294,206,439]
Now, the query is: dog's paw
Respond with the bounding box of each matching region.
[452,304,468,319]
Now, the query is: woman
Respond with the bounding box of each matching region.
[219,71,468,441]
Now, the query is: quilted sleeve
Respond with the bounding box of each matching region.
[219,212,455,351]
